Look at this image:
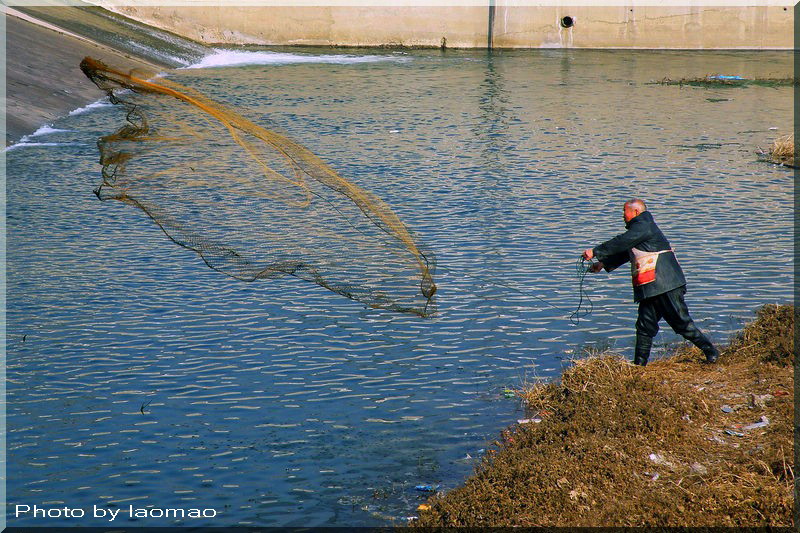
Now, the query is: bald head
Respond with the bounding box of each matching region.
[625,199,647,212]
[623,198,647,223]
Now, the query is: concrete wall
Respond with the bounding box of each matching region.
[100,5,793,50]
[102,6,488,48]
[493,6,793,49]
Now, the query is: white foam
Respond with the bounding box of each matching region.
[184,49,410,69]
[68,99,114,116]
[31,124,74,137]
[5,142,85,152]
[17,124,75,144]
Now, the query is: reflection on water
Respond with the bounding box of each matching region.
[6,49,792,527]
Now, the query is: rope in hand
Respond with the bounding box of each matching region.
[569,257,595,325]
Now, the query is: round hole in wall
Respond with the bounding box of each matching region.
[560,16,574,28]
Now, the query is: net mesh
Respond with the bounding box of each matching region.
[80,57,436,316]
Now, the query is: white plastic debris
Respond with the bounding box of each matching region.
[742,416,769,431]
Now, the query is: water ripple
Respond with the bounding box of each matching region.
[6,49,792,528]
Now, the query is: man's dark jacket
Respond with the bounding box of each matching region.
[592,211,686,303]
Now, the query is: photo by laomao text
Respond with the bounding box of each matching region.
[15,503,218,522]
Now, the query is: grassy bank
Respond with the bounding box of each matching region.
[413,304,794,527]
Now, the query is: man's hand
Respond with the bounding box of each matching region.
[589,261,604,273]
[582,248,594,260]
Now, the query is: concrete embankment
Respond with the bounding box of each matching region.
[4,8,168,145]
[412,304,795,527]
[96,4,792,49]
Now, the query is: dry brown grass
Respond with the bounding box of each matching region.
[770,134,794,166]
[412,304,794,528]
[758,134,794,167]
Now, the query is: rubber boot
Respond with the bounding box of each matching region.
[676,320,718,364]
[690,336,719,364]
[634,334,653,366]
[702,343,720,364]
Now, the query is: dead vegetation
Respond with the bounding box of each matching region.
[652,76,798,88]
[412,304,794,527]
[757,134,795,168]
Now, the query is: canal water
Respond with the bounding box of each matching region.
[6,44,792,527]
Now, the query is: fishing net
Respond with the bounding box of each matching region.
[80,57,436,316]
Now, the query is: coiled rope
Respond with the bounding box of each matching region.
[570,257,595,325]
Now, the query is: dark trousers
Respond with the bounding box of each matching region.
[634,286,715,365]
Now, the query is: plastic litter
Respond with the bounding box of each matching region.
[721,405,733,413]
[453,453,473,464]
[724,429,745,437]
[415,484,439,492]
[417,504,431,511]
[709,75,745,80]
[503,388,516,398]
[742,416,769,431]
[648,453,675,468]
[517,417,543,424]
[648,453,665,464]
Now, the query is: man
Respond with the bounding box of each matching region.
[582,199,719,366]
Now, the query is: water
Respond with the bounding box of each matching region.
[6,47,793,527]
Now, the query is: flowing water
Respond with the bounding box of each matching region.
[5,41,793,527]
